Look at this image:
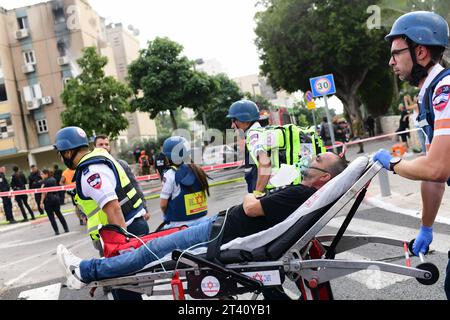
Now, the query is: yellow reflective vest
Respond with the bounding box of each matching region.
[246,124,326,190]
[74,148,143,240]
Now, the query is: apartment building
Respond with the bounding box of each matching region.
[233,74,298,108]
[106,23,157,152]
[0,0,155,170]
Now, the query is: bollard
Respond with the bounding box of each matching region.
[379,168,391,197]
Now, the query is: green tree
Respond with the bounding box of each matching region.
[255,0,392,122]
[128,37,218,130]
[194,73,244,132]
[60,47,132,140]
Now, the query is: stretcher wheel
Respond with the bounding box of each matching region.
[408,239,430,256]
[416,263,439,286]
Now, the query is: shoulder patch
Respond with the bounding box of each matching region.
[87,173,102,190]
[433,85,450,112]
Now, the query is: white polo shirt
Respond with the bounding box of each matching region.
[160,169,181,201]
[80,163,144,226]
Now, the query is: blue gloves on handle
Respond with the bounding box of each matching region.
[372,149,393,170]
[413,226,433,256]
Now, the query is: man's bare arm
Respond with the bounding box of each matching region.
[255,152,271,193]
[243,194,264,217]
[103,200,127,228]
[395,136,450,182]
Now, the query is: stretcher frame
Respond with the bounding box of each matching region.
[87,162,439,300]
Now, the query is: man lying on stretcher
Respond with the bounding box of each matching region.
[57,152,347,289]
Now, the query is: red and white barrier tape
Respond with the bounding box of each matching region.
[325,128,423,151]
[0,161,244,198]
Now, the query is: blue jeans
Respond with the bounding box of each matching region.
[80,217,215,283]
[245,166,258,193]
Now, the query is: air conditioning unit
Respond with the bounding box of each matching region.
[26,99,41,111]
[15,28,29,40]
[41,96,53,105]
[22,64,35,74]
[57,56,70,66]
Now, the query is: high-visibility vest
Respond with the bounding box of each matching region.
[246,124,326,190]
[164,164,208,223]
[74,148,144,241]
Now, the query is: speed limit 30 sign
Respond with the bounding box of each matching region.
[310,74,336,98]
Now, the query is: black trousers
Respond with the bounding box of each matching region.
[16,195,34,220]
[44,199,69,233]
[2,196,14,222]
[34,194,45,216]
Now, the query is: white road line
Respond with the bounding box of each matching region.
[365,196,450,226]
[6,239,89,288]
[335,251,410,290]
[0,248,58,270]
[0,232,81,250]
[327,216,450,253]
[18,283,62,300]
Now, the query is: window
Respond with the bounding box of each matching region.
[17,17,29,29]
[23,50,36,65]
[0,117,13,139]
[36,119,48,134]
[0,84,7,102]
[57,41,67,56]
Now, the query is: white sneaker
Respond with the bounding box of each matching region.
[57,244,87,290]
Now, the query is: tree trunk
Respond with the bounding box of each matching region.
[169,109,178,130]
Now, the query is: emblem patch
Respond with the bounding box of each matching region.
[433,85,450,112]
[87,173,102,190]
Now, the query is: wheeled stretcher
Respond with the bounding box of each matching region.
[87,157,440,300]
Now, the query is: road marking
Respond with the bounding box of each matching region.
[18,283,62,300]
[0,248,58,270]
[327,216,450,253]
[7,239,88,289]
[335,251,410,290]
[0,232,81,250]
[365,196,450,226]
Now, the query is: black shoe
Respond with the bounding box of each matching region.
[10,220,17,224]
[55,232,60,236]
[22,219,29,223]
[31,217,36,221]
[65,230,70,233]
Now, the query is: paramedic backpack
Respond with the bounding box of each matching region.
[420,68,450,186]
[246,124,326,190]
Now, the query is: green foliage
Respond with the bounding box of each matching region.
[255,0,393,118]
[127,37,218,130]
[60,47,132,140]
[194,73,244,132]
[292,101,337,127]
[156,109,190,138]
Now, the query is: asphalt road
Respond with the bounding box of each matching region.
[0,166,449,300]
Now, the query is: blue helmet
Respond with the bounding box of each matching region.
[227,100,260,122]
[54,127,89,152]
[386,11,449,48]
[163,136,190,165]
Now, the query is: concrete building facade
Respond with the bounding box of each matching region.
[0,0,155,171]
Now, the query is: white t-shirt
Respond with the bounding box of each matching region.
[246,122,264,163]
[160,169,181,200]
[418,64,450,144]
[80,163,144,226]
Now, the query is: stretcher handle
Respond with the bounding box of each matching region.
[172,250,263,292]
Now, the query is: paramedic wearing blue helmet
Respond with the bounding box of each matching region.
[54,126,149,300]
[159,136,210,230]
[372,11,450,299]
[227,100,267,195]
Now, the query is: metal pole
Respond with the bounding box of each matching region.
[324,95,337,153]
[379,168,392,197]
[312,109,317,129]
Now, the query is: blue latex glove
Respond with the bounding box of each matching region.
[413,226,433,256]
[372,149,392,170]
